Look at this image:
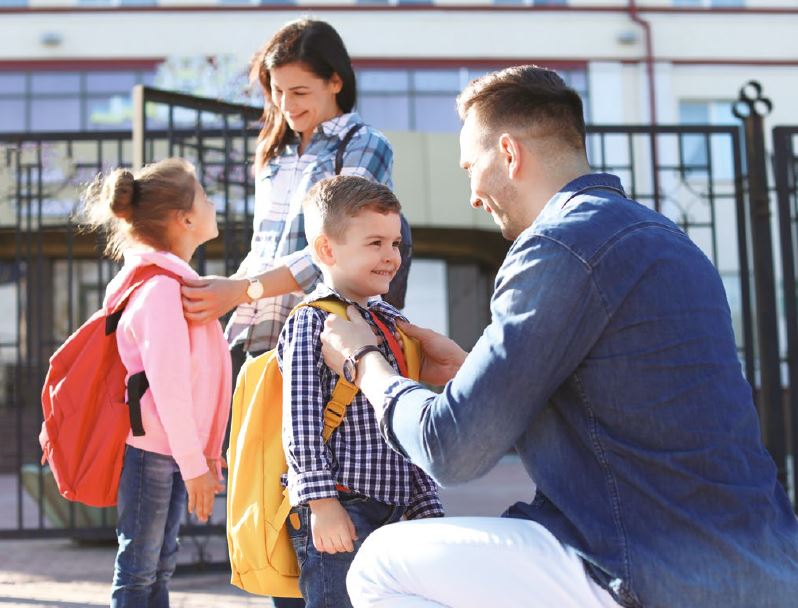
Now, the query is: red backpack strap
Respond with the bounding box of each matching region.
[368,311,408,378]
[104,265,184,436]
[105,265,183,335]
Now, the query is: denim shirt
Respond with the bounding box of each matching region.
[381,173,798,607]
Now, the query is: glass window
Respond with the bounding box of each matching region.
[413,96,459,133]
[0,73,25,95]
[85,71,138,93]
[31,73,81,94]
[357,95,410,132]
[0,0,27,6]
[0,100,25,132]
[359,70,410,93]
[413,70,461,92]
[30,98,82,131]
[86,95,132,130]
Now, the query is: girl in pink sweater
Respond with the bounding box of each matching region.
[81,158,231,608]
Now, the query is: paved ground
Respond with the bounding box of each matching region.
[0,455,533,607]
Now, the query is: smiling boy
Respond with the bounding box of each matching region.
[275,175,443,608]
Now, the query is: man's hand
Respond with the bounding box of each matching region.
[308,498,358,554]
[396,321,467,386]
[184,469,224,523]
[181,276,248,324]
[320,305,379,378]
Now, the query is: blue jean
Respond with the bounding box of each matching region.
[111,446,187,608]
[287,492,405,608]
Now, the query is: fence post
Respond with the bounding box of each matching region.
[132,85,145,171]
[773,127,798,505]
[733,81,786,485]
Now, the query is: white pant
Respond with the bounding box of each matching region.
[346,517,622,608]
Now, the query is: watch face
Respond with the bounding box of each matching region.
[247,279,264,300]
[342,358,356,384]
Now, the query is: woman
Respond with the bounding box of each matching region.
[181,18,400,351]
[180,18,400,608]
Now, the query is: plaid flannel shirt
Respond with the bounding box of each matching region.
[226,112,393,353]
[276,284,444,520]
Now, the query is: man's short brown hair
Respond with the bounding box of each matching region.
[303,175,401,243]
[456,65,586,151]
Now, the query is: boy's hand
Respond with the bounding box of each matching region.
[185,470,224,523]
[308,498,358,554]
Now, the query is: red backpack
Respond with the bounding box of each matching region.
[39,265,180,508]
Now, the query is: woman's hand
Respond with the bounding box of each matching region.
[396,321,467,386]
[320,305,379,378]
[184,470,224,523]
[181,276,248,323]
[308,498,358,554]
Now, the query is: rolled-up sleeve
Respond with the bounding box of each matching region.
[381,235,609,486]
[278,245,321,294]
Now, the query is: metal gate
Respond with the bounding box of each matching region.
[0,81,793,549]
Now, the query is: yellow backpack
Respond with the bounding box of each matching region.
[226,299,420,598]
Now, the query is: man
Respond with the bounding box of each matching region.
[319,66,798,607]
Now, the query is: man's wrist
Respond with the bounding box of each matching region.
[355,349,389,386]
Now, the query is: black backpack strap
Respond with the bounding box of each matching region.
[335,124,364,175]
[126,371,148,437]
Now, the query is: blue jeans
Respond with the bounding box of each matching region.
[287,492,405,608]
[111,446,187,608]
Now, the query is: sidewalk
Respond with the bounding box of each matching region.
[0,455,533,608]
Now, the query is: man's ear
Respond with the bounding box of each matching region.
[499,133,523,179]
[313,234,336,265]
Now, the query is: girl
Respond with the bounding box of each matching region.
[80,158,231,608]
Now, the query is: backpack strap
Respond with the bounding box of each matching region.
[106,265,183,438]
[334,124,364,175]
[368,311,408,378]
[297,298,360,443]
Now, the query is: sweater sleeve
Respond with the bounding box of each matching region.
[125,276,208,480]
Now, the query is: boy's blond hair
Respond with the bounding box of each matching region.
[303,175,401,243]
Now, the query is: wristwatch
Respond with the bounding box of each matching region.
[342,345,382,384]
[245,277,264,301]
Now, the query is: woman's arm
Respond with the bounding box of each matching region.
[180,265,301,323]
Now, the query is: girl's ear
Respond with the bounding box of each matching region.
[176,208,193,231]
[313,234,336,265]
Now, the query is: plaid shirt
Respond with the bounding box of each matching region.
[226,112,393,353]
[276,284,444,520]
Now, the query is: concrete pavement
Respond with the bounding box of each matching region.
[0,455,533,608]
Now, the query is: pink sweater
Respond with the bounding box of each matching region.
[104,250,231,481]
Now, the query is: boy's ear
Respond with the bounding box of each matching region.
[313,234,336,266]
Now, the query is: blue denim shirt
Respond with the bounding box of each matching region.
[381,173,798,607]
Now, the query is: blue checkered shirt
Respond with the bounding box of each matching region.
[226,112,393,353]
[276,284,444,520]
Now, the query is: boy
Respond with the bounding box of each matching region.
[276,176,443,608]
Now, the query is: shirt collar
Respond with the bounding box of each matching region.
[280,112,361,158]
[317,112,361,140]
[306,283,403,324]
[535,173,626,226]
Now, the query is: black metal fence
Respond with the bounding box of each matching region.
[0,82,795,552]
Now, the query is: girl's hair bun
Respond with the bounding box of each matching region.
[106,168,136,221]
